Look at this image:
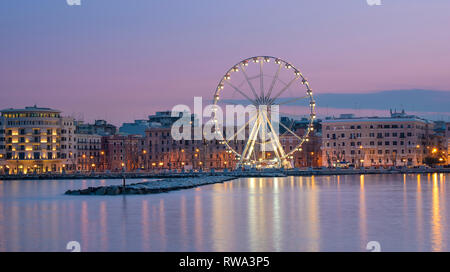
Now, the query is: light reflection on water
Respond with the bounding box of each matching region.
[0,174,449,252]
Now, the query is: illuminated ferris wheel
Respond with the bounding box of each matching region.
[211,56,316,169]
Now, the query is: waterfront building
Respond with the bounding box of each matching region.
[280,128,322,168]
[0,106,65,174]
[60,117,77,172]
[76,119,116,136]
[0,116,5,174]
[76,133,102,172]
[144,126,240,171]
[102,134,145,172]
[447,123,450,164]
[321,111,431,168]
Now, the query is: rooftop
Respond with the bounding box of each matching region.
[323,110,430,124]
[1,105,61,113]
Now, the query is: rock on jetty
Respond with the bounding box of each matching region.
[65,176,236,195]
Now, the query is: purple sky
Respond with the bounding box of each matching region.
[0,0,449,125]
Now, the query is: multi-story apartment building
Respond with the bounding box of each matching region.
[321,111,431,168]
[445,122,450,164]
[76,133,102,172]
[0,106,65,174]
[144,127,241,171]
[60,117,77,172]
[102,134,145,172]
[0,116,5,173]
[280,128,322,168]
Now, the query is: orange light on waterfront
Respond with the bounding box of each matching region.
[416,145,420,149]
[142,150,147,154]
[100,151,105,155]
[432,148,438,154]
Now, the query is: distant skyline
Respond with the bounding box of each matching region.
[1,0,449,125]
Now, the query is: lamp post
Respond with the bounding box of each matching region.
[121,162,126,189]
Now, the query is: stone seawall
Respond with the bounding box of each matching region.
[65,176,237,195]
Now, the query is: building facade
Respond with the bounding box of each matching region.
[321,112,431,168]
[60,117,77,172]
[102,134,145,172]
[76,133,102,172]
[447,123,450,164]
[0,106,67,174]
[280,128,322,168]
[0,116,5,173]
[144,127,240,171]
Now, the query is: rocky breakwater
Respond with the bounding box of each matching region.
[65,176,237,195]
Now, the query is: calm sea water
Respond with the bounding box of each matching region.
[0,173,448,252]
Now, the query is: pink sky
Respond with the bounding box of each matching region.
[0,1,449,125]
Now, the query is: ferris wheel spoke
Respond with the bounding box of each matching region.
[259,61,264,98]
[225,114,257,144]
[262,110,286,159]
[266,62,282,100]
[241,114,261,162]
[269,76,301,103]
[274,95,309,106]
[239,63,259,100]
[224,80,256,105]
[279,122,303,141]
